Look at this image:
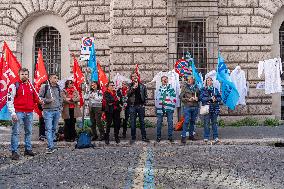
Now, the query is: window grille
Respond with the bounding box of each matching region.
[167,0,219,75]
[34,27,61,79]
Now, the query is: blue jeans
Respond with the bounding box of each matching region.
[156,111,174,138]
[129,105,146,140]
[203,112,218,140]
[43,110,60,149]
[182,106,198,138]
[11,112,33,152]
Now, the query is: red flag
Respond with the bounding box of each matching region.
[97,63,108,93]
[73,55,84,106]
[135,64,141,82]
[0,42,21,110]
[33,49,48,116]
[34,49,48,92]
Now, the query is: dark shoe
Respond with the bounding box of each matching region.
[11,152,20,160]
[142,138,150,142]
[92,135,98,141]
[24,150,35,156]
[188,136,197,141]
[105,138,110,145]
[115,138,120,144]
[130,139,135,145]
[168,137,173,143]
[156,137,161,142]
[99,136,105,141]
[122,133,126,139]
[181,137,186,144]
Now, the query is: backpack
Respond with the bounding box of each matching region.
[75,132,93,149]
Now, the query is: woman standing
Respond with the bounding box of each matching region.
[88,81,105,141]
[200,77,221,144]
[62,80,82,142]
[103,81,122,144]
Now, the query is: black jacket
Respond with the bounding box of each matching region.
[127,83,147,106]
[104,90,122,113]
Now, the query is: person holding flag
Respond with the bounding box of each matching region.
[180,75,200,144]
[200,76,222,144]
[7,68,43,160]
[39,74,62,154]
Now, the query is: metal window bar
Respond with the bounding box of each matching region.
[34,27,61,79]
[279,22,284,119]
[167,0,219,76]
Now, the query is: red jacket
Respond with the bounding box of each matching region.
[14,82,38,113]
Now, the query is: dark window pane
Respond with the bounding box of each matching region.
[34,27,61,79]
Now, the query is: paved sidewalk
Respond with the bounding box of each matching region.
[1,125,283,146]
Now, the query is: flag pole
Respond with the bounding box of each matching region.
[47,80,54,99]
[28,80,40,99]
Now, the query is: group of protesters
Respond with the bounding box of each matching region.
[7,66,221,160]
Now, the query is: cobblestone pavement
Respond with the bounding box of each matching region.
[1,142,284,189]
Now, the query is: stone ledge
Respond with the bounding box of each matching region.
[219,34,273,46]
[109,35,167,47]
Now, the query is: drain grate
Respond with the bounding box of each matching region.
[274,143,284,147]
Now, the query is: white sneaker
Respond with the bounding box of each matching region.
[204,139,209,143]
[213,138,220,144]
[45,148,55,154]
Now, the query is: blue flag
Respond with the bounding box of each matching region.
[88,42,98,81]
[0,105,11,120]
[190,59,203,89]
[216,52,239,110]
[185,52,203,89]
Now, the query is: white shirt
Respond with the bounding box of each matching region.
[258,58,282,94]
[230,66,248,105]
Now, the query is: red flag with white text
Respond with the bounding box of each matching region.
[0,42,21,110]
[33,49,48,116]
[34,49,48,91]
[73,55,85,106]
[135,64,141,82]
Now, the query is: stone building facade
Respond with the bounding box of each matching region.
[0,0,284,120]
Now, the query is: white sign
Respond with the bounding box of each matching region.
[256,82,265,90]
[80,37,95,60]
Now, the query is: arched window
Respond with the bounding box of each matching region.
[34,27,61,79]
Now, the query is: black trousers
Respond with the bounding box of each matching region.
[39,116,45,137]
[121,107,129,135]
[64,108,77,140]
[105,109,121,139]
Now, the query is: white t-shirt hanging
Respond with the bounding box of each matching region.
[149,70,181,108]
[230,66,248,105]
[258,58,282,94]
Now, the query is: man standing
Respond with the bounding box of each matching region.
[39,74,62,154]
[180,76,200,143]
[155,75,176,142]
[7,68,41,160]
[128,72,149,144]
